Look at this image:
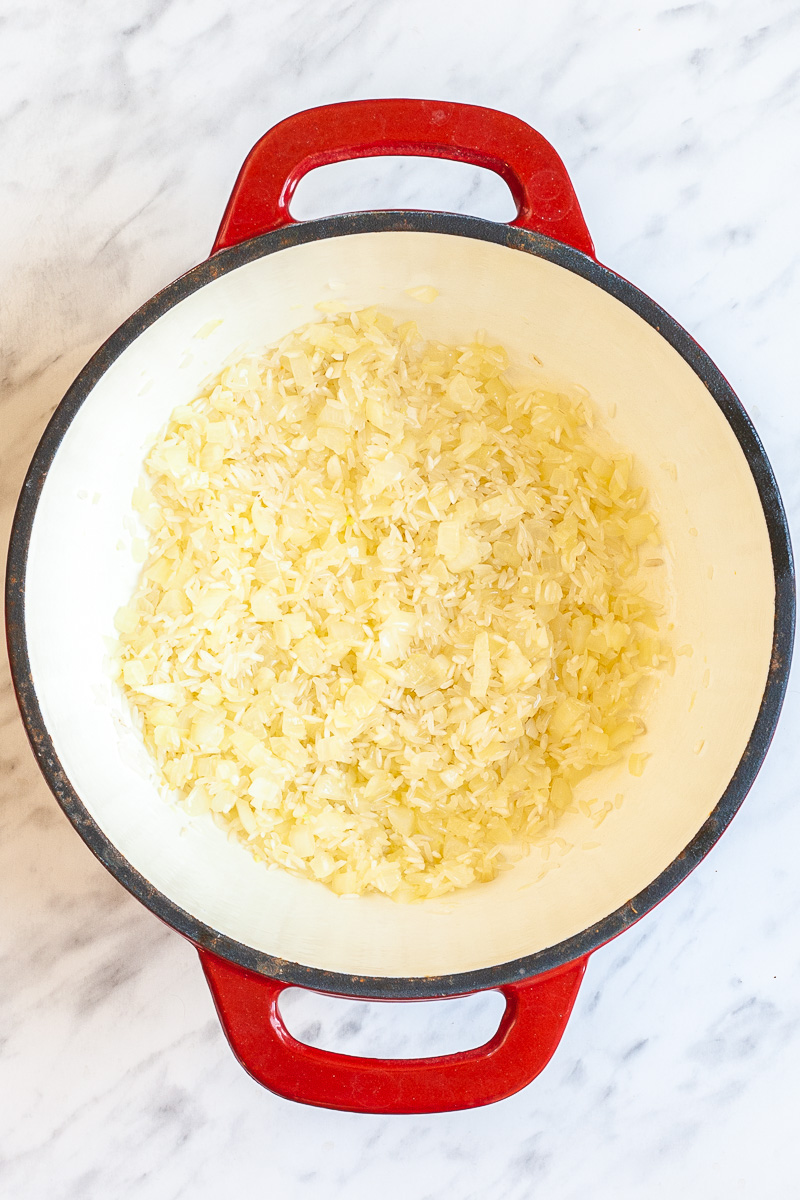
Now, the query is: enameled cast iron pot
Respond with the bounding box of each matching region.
[5,100,795,1114]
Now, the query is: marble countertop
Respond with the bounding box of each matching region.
[2,1,800,1196]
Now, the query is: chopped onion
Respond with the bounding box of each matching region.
[116,307,668,901]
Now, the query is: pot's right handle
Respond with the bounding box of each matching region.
[199,949,588,1114]
[212,99,595,258]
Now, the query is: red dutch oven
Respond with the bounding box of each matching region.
[5,100,794,1114]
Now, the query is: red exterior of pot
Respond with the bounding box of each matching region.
[200,98,597,1114]
[200,950,588,1114]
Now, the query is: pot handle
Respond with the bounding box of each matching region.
[212,99,595,257]
[198,948,588,1114]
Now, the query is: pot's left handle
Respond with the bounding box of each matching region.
[198,949,587,1114]
[211,98,594,256]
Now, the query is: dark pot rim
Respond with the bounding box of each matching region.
[5,210,795,1000]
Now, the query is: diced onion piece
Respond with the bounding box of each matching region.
[405,286,439,304]
[251,588,282,622]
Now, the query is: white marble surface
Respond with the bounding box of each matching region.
[2,0,800,1195]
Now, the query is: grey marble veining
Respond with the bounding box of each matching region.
[2,1,800,1196]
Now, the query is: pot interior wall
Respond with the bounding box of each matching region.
[23,230,774,978]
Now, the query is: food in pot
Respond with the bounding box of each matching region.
[114,307,668,900]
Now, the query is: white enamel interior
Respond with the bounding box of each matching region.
[24,230,774,979]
